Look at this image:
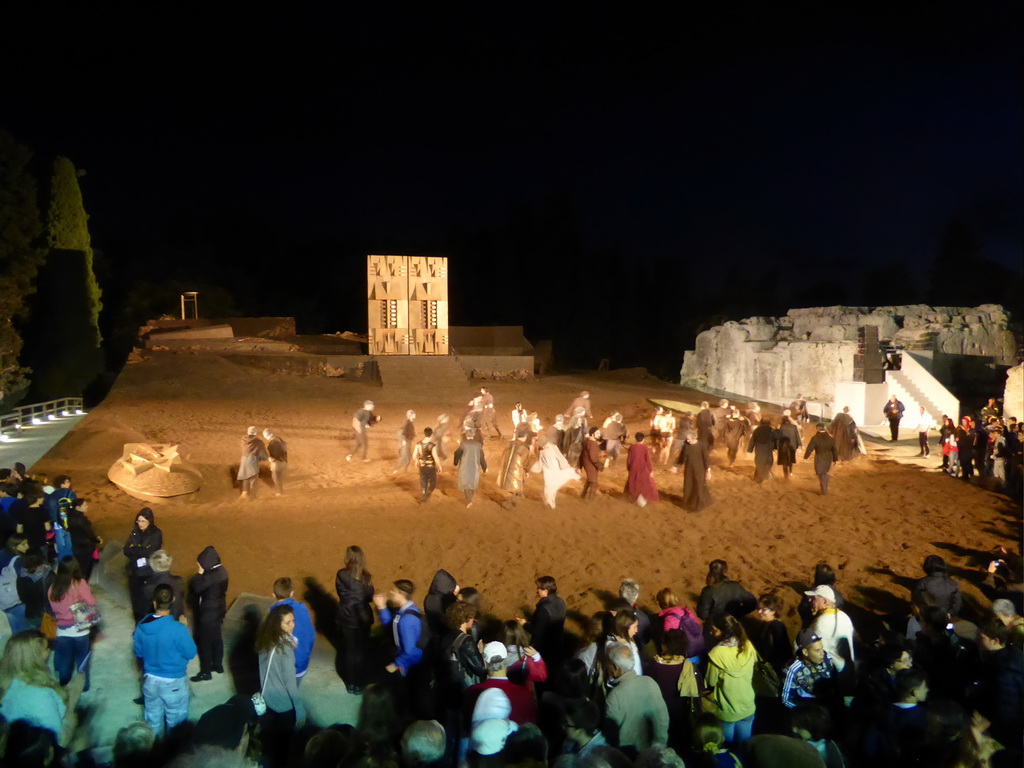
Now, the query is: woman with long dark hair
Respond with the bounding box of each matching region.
[123,508,162,623]
[47,557,97,688]
[335,544,374,695]
[256,603,305,766]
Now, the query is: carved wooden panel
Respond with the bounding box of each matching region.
[367,255,449,355]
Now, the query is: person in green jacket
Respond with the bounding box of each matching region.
[705,612,757,746]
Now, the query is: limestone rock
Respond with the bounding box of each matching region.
[680,304,1017,402]
[1004,364,1023,421]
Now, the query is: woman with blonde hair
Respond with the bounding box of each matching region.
[0,630,82,744]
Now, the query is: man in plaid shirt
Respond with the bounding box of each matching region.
[782,629,839,708]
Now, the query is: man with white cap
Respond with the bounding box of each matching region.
[347,400,379,462]
[465,641,537,725]
[804,585,855,672]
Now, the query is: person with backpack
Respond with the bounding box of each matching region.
[44,476,76,562]
[0,534,31,633]
[373,579,426,714]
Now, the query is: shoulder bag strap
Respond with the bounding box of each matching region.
[261,646,276,693]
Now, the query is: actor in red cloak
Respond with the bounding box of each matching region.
[624,432,659,506]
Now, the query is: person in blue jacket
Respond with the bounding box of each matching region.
[133,584,198,736]
[270,576,315,683]
[374,579,424,675]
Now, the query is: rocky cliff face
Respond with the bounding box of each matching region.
[680,305,1017,402]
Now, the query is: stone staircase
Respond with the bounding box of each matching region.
[374,355,469,389]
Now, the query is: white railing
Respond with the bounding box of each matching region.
[0,397,85,439]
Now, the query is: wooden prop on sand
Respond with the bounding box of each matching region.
[108,443,202,502]
[646,398,693,414]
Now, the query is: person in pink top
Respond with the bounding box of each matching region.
[47,557,97,689]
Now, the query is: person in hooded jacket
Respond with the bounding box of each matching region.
[134,584,197,736]
[190,545,228,682]
[123,508,162,623]
[66,499,101,581]
[336,544,375,695]
[424,569,460,647]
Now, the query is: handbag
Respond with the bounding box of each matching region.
[251,646,275,717]
[752,650,781,698]
[69,601,101,631]
[40,612,57,642]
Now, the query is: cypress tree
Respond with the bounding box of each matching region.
[0,131,46,406]
[21,156,104,400]
[47,156,102,344]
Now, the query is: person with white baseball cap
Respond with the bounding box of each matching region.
[803,585,855,672]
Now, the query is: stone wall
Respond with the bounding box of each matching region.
[680,304,1017,403]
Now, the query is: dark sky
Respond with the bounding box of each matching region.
[5,5,1022,299]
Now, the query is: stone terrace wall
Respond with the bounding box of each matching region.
[680,304,1016,403]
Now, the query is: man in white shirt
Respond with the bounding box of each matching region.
[916,407,936,457]
[803,585,855,672]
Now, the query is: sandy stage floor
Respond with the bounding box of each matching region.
[31,352,1020,640]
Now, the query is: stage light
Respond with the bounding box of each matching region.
[61,410,70,417]
[74,409,84,415]
[0,434,11,443]
[47,414,57,421]
[31,418,43,425]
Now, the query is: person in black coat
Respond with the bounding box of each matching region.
[696,559,756,621]
[335,544,375,694]
[190,545,228,681]
[517,575,566,669]
[424,569,459,649]
[803,423,838,495]
[747,418,776,483]
[752,593,792,675]
[913,554,962,617]
[66,499,101,582]
[123,507,162,622]
[974,620,1024,746]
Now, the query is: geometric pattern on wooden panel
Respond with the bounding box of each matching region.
[367,255,448,355]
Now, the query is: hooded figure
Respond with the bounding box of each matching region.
[424,569,459,645]
[124,508,163,622]
[237,427,268,498]
[454,432,487,507]
[190,546,229,681]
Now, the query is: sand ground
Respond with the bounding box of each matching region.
[12,350,1020,739]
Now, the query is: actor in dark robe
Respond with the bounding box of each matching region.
[775,416,802,478]
[695,402,716,448]
[804,423,839,495]
[564,408,588,467]
[721,408,749,466]
[829,407,859,462]
[454,431,487,508]
[624,432,659,506]
[747,418,775,483]
[497,435,530,501]
[579,428,603,500]
[679,433,712,512]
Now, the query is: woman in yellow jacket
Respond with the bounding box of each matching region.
[705,612,757,746]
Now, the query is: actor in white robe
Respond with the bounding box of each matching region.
[533,441,578,509]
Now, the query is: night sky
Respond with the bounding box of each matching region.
[4,5,1022,373]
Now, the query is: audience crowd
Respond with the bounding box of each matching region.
[0,392,1018,768]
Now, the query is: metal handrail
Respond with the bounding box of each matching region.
[0,397,85,434]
